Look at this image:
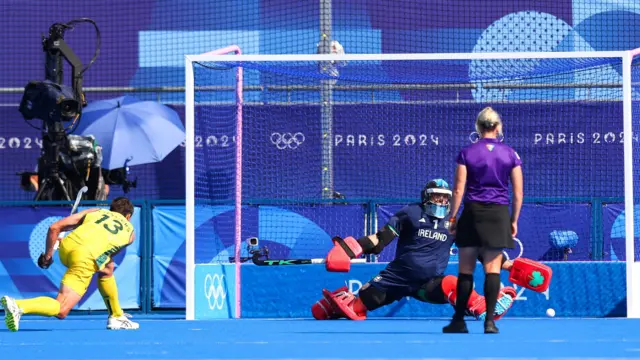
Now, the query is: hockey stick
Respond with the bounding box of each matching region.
[70,186,88,215]
[240,236,369,266]
[53,186,88,251]
[252,257,367,266]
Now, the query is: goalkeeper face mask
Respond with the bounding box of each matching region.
[422,179,452,219]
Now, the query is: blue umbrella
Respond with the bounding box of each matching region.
[74,95,185,170]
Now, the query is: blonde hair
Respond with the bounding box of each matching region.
[475,106,502,135]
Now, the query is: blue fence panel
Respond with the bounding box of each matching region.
[152,205,188,308]
[151,203,367,309]
[0,198,629,316]
[602,203,640,261]
[238,262,625,318]
[0,203,143,311]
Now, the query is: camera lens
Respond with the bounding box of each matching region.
[60,100,79,119]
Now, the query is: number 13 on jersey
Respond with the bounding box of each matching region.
[94,213,125,235]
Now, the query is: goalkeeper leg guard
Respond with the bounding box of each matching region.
[441,275,484,319]
[441,275,457,304]
[467,295,487,320]
[327,288,367,321]
[312,287,347,320]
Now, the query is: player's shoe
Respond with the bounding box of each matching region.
[484,320,499,334]
[442,318,469,333]
[327,289,366,321]
[476,287,516,321]
[107,313,139,330]
[493,287,516,321]
[312,288,347,320]
[1,296,23,332]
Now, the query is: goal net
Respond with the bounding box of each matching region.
[185,50,640,320]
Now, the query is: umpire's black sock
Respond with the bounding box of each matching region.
[453,273,474,321]
[484,273,501,322]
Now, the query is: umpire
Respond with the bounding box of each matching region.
[443,107,523,334]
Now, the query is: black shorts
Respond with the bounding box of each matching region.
[455,201,513,249]
[360,268,447,311]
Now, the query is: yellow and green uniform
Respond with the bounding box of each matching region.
[59,209,134,296]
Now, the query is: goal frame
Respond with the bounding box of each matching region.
[185,45,243,320]
[185,49,640,320]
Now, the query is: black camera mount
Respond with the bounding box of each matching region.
[18,19,101,201]
[228,237,270,263]
[43,22,87,108]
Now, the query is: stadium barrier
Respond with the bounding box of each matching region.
[0,198,630,317]
[194,262,625,319]
[0,201,147,312]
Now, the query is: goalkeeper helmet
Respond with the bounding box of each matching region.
[421,178,452,219]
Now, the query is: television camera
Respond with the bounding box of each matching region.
[228,237,270,263]
[17,19,136,201]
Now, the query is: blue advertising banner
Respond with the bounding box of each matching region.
[193,103,628,202]
[194,264,236,319]
[152,204,366,308]
[0,103,631,202]
[602,203,640,261]
[377,203,593,262]
[152,205,187,308]
[156,203,618,315]
[240,262,626,318]
[0,206,142,311]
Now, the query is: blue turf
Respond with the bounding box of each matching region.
[2,317,640,360]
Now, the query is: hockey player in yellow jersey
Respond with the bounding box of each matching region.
[1,197,139,331]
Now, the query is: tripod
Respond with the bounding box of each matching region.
[34,123,73,201]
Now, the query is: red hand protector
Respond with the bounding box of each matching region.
[325,236,363,272]
[509,258,552,293]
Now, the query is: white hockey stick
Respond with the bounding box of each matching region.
[53,186,88,251]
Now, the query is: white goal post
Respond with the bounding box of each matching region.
[185,49,640,320]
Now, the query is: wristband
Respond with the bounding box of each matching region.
[449,217,456,223]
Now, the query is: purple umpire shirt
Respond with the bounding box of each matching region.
[456,138,522,205]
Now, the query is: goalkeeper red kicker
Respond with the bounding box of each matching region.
[312,178,550,321]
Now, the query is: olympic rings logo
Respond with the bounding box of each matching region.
[270,132,305,150]
[502,237,524,261]
[204,273,227,310]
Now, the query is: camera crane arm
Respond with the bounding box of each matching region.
[43,23,86,106]
[44,18,101,107]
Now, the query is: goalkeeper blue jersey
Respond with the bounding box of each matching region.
[385,203,453,278]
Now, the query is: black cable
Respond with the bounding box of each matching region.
[64,18,101,76]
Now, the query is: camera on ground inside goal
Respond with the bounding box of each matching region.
[247,237,260,248]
